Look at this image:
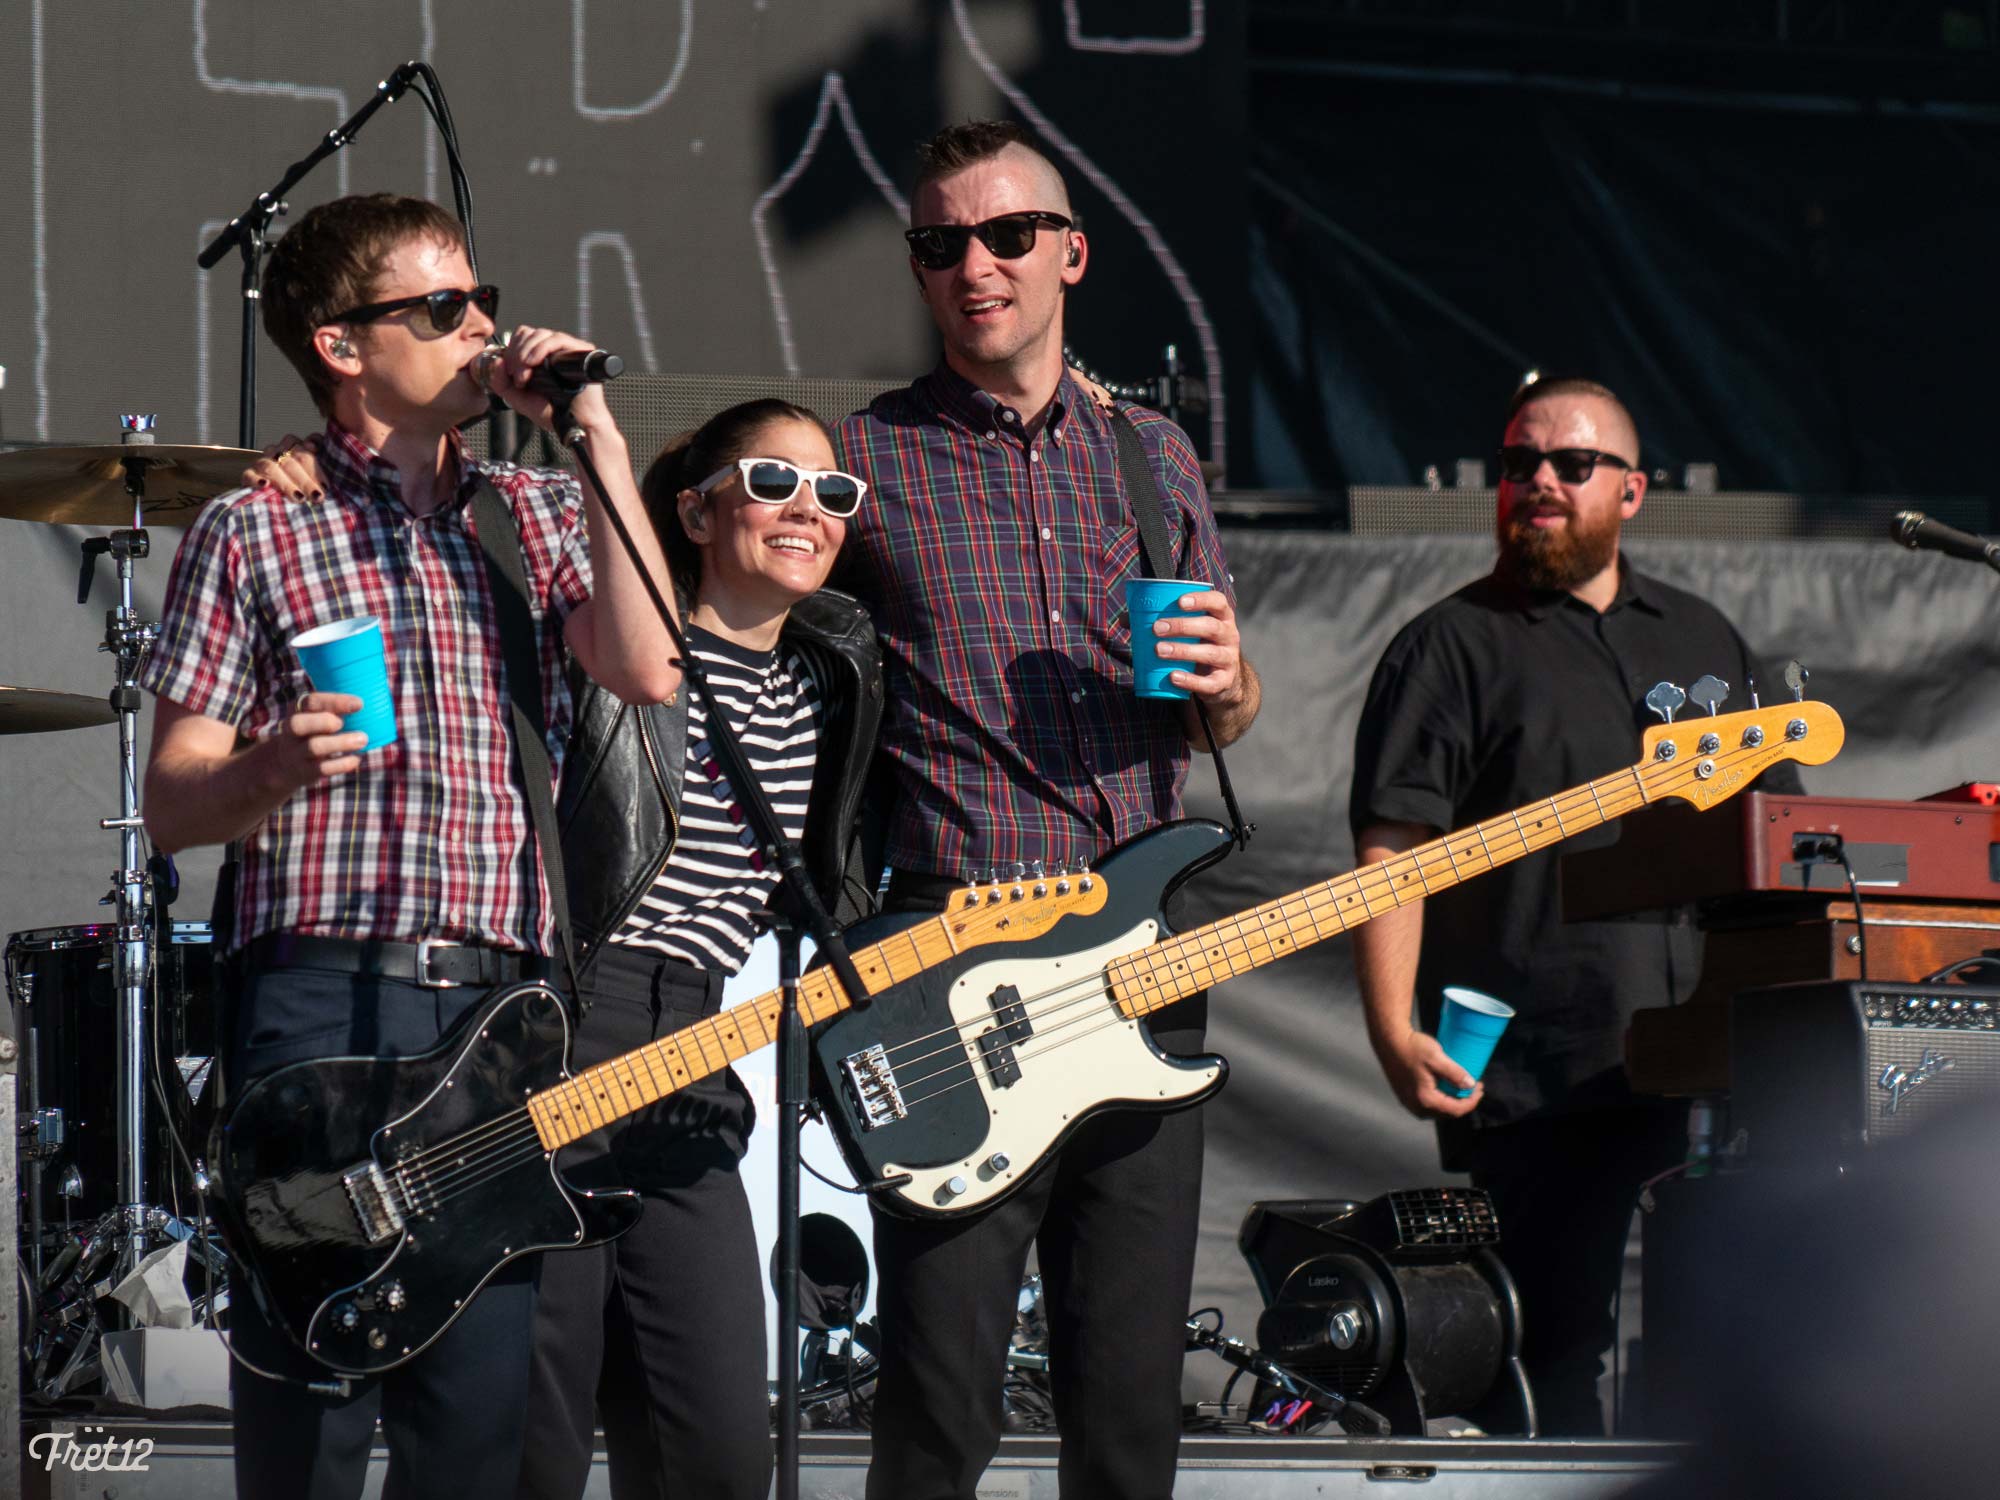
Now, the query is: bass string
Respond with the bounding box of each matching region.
[877,733,1774,1082]
[877,977,1136,1098]
[396,1116,548,1206]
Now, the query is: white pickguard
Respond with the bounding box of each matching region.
[878,920,1222,1214]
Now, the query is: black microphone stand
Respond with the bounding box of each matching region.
[197,61,427,448]
[540,391,872,1500]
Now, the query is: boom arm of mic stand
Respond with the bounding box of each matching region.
[546,398,874,1011]
[197,61,422,271]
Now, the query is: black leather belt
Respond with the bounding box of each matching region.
[239,933,551,989]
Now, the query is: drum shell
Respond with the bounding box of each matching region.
[7,921,216,1226]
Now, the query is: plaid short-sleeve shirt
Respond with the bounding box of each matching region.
[140,422,592,954]
[835,364,1236,878]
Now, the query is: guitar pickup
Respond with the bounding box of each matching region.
[342,1161,407,1244]
[841,1044,908,1132]
[977,984,1032,1089]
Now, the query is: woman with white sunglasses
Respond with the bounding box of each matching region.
[522,398,881,1500]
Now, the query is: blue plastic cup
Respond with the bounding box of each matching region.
[1125,577,1210,700]
[1437,987,1516,1100]
[291,616,397,752]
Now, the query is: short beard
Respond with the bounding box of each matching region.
[1497,501,1621,594]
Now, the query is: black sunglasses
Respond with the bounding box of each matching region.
[333,283,500,334]
[904,212,1073,271]
[1497,445,1634,486]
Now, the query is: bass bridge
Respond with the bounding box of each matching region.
[341,1161,408,1245]
[841,1044,908,1132]
[341,1148,439,1245]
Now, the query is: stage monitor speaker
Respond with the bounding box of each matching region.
[1731,979,2000,1163]
[465,372,905,472]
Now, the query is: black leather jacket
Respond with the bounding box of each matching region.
[557,588,884,977]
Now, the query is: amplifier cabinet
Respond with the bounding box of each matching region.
[1730,981,2000,1162]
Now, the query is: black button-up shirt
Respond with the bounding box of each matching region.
[1350,562,1802,1149]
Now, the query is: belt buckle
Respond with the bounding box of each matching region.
[414,938,463,989]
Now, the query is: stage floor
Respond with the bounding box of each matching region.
[20,1420,1681,1498]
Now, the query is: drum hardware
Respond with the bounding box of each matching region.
[0,416,223,1315]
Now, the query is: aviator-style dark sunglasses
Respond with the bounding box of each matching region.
[333,283,501,334]
[904,212,1074,271]
[1497,445,1634,486]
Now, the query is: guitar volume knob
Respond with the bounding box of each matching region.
[945,1176,968,1197]
[332,1301,360,1333]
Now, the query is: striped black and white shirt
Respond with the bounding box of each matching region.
[611,626,820,975]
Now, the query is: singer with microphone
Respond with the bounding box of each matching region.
[139,192,677,1500]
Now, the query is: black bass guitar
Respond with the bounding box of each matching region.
[213,878,1128,1375]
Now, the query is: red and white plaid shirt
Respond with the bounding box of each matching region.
[140,422,592,954]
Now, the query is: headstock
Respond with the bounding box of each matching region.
[946,860,1107,946]
[1639,698,1844,809]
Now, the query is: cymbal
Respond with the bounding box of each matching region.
[0,684,116,735]
[0,442,260,528]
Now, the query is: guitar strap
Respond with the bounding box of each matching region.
[1109,411,1254,849]
[471,477,580,994]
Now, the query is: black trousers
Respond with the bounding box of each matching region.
[865,875,1208,1500]
[222,962,539,1500]
[517,945,771,1500]
[1464,1103,1689,1436]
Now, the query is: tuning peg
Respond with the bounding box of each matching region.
[1029,860,1045,878]
[1644,682,1687,725]
[1688,675,1730,717]
[1783,660,1809,702]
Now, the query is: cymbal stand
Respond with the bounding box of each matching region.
[76,415,164,1290]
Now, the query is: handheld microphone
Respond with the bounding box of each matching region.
[472,343,624,399]
[1889,510,2000,570]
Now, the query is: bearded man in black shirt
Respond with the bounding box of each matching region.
[1348,376,1801,1435]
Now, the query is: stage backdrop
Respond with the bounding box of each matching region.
[0,0,1243,465]
[1246,62,2000,497]
[3,518,1996,1399]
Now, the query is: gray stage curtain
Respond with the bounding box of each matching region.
[4,521,1996,1400]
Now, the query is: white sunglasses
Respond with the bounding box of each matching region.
[692,457,867,518]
